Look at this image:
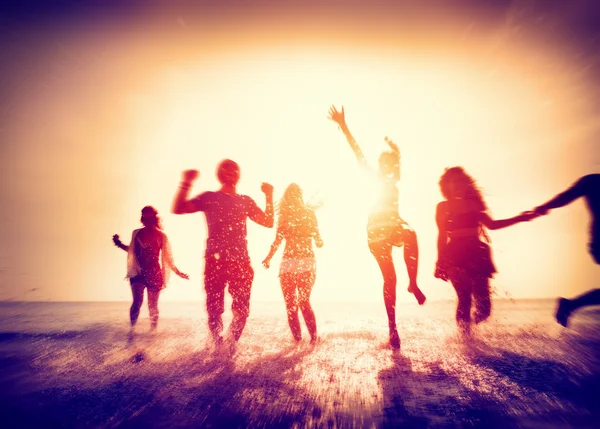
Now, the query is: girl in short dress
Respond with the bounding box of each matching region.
[113,206,188,331]
[435,167,535,335]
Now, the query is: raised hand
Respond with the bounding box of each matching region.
[384,137,400,154]
[261,182,274,196]
[182,169,199,183]
[112,234,121,247]
[327,105,346,126]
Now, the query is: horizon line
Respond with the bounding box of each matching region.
[0,297,559,304]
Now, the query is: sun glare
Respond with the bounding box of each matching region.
[97,39,595,304]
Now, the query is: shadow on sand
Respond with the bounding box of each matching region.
[0,341,318,429]
[377,351,518,429]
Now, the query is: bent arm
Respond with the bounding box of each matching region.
[112,235,129,252]
[172,182,199,214]
[248,196,274,228]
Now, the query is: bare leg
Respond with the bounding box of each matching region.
[556,289,600,327]
[403,229,426,305]
[130,282,145,326]
[451,272,473,336]
[371,243,400,349]
[147,289,161,330]
[297,271,317,342]
[281,274,302,342]
[473,277,491,324]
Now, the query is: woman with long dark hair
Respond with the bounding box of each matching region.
[435,167,535,335]
[328,105,425,349]
[113,206,188,331]
[263,184,323,344]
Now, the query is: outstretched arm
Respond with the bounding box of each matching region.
[112,234,129,252]
[535,177,586,215]
[248,183,274,228]
[172,170,201,214]
[328,105,368,168]
[480,210,536,230]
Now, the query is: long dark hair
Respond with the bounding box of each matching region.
[439,167,490,242]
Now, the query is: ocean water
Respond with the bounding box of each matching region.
[0,299,599,428]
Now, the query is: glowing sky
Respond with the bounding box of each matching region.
[1,0,599,302]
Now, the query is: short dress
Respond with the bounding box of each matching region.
[127,229,174,291]
[442,211,497,279]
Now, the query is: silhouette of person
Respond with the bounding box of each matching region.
[172,160,274,344]
[262,184,324,344]
[435,167,535,335]
[328,105,425,349]
[113,206,189,331]
[533,174,600,327]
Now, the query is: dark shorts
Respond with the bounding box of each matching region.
[204,255,254,319]
[130,269,164,291]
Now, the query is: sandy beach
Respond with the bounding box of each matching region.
[0,299,598,428]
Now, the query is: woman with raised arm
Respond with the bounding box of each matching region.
[435,167,535,335]
[113,206,189,332]
[328,105,425,349]
[263,184,324,344]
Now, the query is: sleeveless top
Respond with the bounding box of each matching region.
[447,211,480,232]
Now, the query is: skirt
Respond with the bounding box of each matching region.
[442,237,497,279]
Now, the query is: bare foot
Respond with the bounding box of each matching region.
[408,283,426,305]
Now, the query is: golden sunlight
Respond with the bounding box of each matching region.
[108,43,595,304]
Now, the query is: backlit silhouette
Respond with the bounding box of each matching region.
[435,167,535,335]
[328,105,426,349]
[112,206,189,331]
[263,184,324,344]
[533,174,600,327]
[171,160,274,344]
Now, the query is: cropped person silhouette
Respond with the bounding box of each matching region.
[435,167,535,335]
[172,160,274,344]
[533,174,600,327]
[113,206,189,332]
[262,184,324,344]
[328,105,425,349]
